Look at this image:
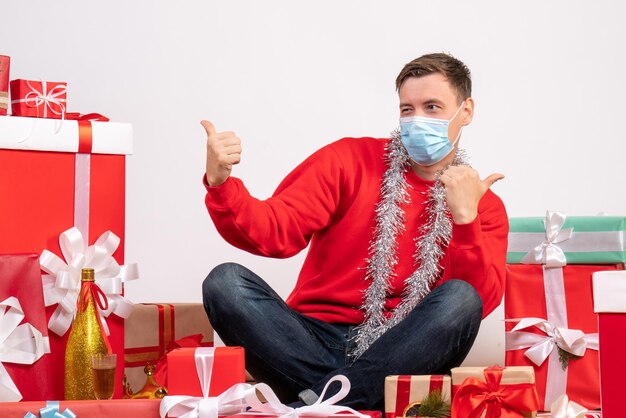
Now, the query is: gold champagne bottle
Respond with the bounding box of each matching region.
[65,268,112,399]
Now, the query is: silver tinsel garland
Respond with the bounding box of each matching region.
[351,129,469,359]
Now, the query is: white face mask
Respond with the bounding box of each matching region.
[399,103,464,166]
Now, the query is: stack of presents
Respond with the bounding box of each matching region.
[1,52,625,417]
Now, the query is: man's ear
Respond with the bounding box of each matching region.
[461,97,475,126]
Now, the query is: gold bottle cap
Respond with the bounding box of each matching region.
[81,268,95,282]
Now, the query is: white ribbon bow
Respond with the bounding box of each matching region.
[506,317,598,367]
[246,375,368,418]
[11,80,67,119]
[160,382,253,418]
[550,394,596,418]
[160,347,367,418]
[0,297,47,402]
[520,211,573,267]
[39,227,139,336]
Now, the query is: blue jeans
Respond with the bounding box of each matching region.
[202,262,482,410]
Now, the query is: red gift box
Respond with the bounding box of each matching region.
[0,254,53,401]
[10,79,67,119]
[505,264,624,411]
[0,55,9,115]
[592,270,626,418]
[451,366,539,418]
[166,347,245,397]
[384,375,451,418]
[0,115,133,399]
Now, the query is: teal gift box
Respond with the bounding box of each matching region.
[507,211,626,265]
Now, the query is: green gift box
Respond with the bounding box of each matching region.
[507,211,626,265]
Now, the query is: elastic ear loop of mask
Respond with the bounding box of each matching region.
[449,101,466,146]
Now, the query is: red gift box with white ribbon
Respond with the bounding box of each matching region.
[166,347,245,397]
[0,114,134,399]
[505,264,624,411]
[10,79,67,119]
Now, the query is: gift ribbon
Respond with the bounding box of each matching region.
[23,400,77,418]
[70,113,112,239]
[77,280,113,353]
[0,297,47,402]
[505,267,597,408]
[11,80,67,119]
[40,227,139,337]
[505,317,598,366]
[74,150,91,241]
[451,366,539,418]
[66,112,110,122]
[160,347,367,418]
[549,394,603,418]
[153,334,207,387]
[152,303,176,358]
[65,113,109,154]
[243,374,368,418]
[519,211,573,267]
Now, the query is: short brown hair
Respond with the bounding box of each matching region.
[395,53,472,102]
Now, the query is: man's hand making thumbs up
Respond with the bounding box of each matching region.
[440,165,505,225]
[201,120,242,187]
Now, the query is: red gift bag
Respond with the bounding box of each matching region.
[0,254,54,401]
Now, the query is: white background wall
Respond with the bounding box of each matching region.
[3,1,625,365]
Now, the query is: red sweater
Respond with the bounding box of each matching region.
[205,137,508,323]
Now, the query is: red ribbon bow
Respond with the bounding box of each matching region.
[452,366,539,418]
[153,334,208,387]
[65,112,110,122]
[77,281,113,353]
[65,112,109,153]
[77,280,110,313]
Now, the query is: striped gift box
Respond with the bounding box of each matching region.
[384,375,451,418]
[507,212,626,265]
